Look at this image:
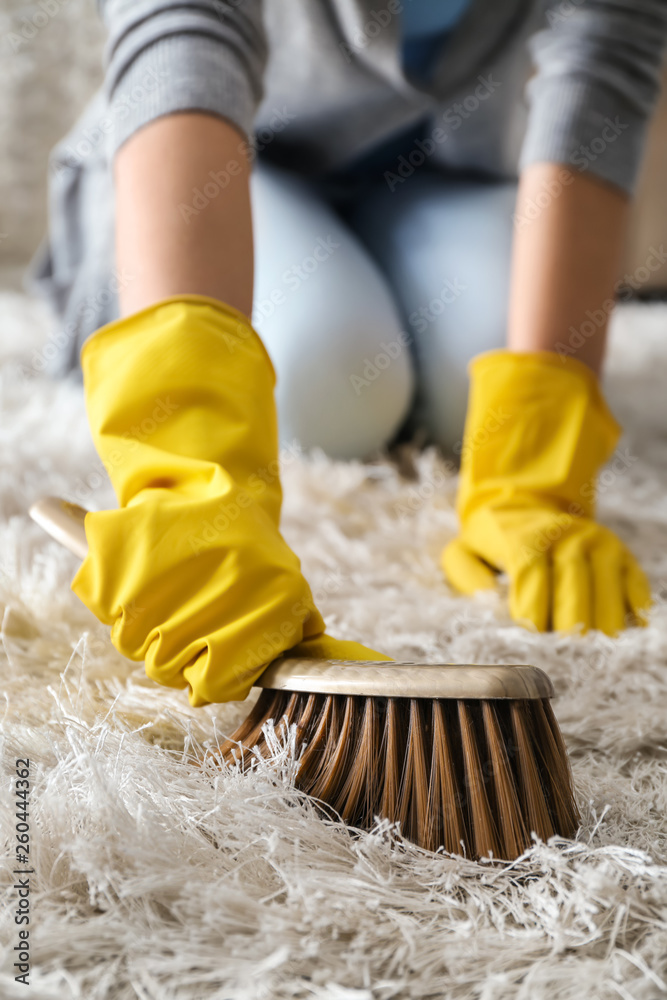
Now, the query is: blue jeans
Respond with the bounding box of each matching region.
[251,160,516,457]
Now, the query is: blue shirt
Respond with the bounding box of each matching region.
[401,0,472,81]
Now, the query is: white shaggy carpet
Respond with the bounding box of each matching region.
[1,289,667,999]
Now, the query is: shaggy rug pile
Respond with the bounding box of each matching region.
[1,288,666,999]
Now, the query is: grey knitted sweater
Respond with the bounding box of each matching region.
[96,0,667,190]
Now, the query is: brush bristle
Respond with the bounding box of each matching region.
[217,693,579,860]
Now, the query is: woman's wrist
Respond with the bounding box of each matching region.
[506,162,630,375]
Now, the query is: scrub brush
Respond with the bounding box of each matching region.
[30,496,580,860]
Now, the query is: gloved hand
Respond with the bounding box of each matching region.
[72,295,388,707]
[441,350,650,635]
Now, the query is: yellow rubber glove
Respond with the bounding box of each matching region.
[442,350,651,635]
[72,296,388,707]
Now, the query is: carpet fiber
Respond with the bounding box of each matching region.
[1,290,666,999]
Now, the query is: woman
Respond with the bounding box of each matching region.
[30,0,667,707]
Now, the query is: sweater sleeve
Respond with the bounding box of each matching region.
[98,0,267,156]
[520,0,667,193]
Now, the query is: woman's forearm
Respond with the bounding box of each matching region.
[507,162,629,374]
[114,112,254,318]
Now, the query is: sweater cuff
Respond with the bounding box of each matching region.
[104,33,258,157]
[519,74,649,195]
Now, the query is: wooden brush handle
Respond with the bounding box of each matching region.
[29,497,89,560]
[28,496,555,700]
